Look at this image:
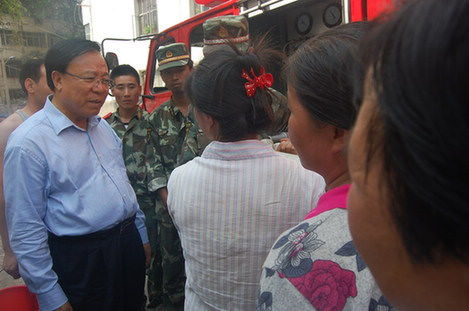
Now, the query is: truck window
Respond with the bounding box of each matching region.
[152,37,176,94]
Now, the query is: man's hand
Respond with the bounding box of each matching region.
[143,243,152,268]
[276,139,297,155]
[2,250,20,279]
[54,302,73,311]
[157,187,168,209]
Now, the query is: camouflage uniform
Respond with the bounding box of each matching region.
[147,99,194,306]
[268,88,289,135]
[177,106,210,166]
[105,107,164,308]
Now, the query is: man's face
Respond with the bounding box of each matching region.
[160,65,191,94]
[111,75,141,110]
[54,51,109,124]
[32,65,52,107]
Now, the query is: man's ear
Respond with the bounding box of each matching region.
[331,127,349,154]
[51,71,63,92]
[23,78,35,95]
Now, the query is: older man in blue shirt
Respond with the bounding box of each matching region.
[3,39,150,311]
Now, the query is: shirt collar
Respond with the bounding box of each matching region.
[304,184,351,220]
[114,107,142,122]
[202,139,277,161]
[44,95,101,135]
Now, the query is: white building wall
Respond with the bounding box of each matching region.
[156,0,193,31]
[81,0,150,72]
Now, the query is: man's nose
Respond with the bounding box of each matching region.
[93,82,109,93]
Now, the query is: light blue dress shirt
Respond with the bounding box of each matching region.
[3,97,149,311]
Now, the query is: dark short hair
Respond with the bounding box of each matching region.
[286,22,368,130]
[359,0,469,263]
[19,58,44,94]
[185,47,276,141]
[45,39,102,91]
[110,64,140,85]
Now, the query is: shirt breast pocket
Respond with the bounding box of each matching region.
[158,129,177,153]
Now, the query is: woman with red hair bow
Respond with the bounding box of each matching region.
[166,46,325,310]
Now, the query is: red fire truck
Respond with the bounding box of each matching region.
[104,0,394,113]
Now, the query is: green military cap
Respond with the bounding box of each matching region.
[156,43,190,71]
[203,15,250,55]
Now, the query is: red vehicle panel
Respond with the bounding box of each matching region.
[143,0,395,113]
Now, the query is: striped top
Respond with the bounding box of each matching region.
[167,140,325,310]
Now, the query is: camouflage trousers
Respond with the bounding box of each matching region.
[137,195,163,308]
[156,201,186,306]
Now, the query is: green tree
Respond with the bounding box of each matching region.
[0,0,84,39]
[0,0,24,19]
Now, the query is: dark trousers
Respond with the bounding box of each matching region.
[48,216,146,311]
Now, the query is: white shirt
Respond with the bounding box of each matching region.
[168,140,325,310]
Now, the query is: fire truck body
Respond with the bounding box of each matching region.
[134,0,394,112]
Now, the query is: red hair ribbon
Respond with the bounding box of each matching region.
[241,67,274,98]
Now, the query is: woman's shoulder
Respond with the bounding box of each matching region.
[258,215,394,311]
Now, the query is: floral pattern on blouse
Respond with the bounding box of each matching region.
[259,220,393,311]
[335,241,367,272]
[268,221,325,278]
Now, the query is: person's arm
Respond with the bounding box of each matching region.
[145,116,169,206]
[4,144,68,311]
[0,124,20,279]
[133,205,151,266]
[157,187,169,208]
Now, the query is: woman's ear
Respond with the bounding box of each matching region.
[195,109,218,141]
[332,127,349,154]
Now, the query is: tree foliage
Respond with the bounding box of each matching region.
[0,0,24,19]
[0,0,84,38]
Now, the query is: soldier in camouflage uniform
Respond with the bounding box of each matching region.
[147,43,195,309]
[104,64,163,309]
[178,15,291,164]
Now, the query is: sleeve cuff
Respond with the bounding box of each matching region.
[134,208,149,244]
[138,226,149,244]
[36,282,68,311]
[148,177,168,193]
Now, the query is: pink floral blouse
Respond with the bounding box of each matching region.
[257,185,395,311]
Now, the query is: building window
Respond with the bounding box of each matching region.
[84,23,90,40]
[22,32,46,48]
[4,58,21,78]
[135,0,158,36]
[47,34,61,47]
[9,88,25,100]
[0,30,16,46]
[191,2,209,16]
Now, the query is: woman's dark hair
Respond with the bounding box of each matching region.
[45,39,101,91]
[185,41,280,141]
[111,64,140,84]
[359,0,469,264]
[286,22,368,130]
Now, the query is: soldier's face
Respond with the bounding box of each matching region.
[111,75,141,110]
[160,65,191,95]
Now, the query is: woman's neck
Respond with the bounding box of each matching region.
[326,171,350,191]
[324,155,350,191]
